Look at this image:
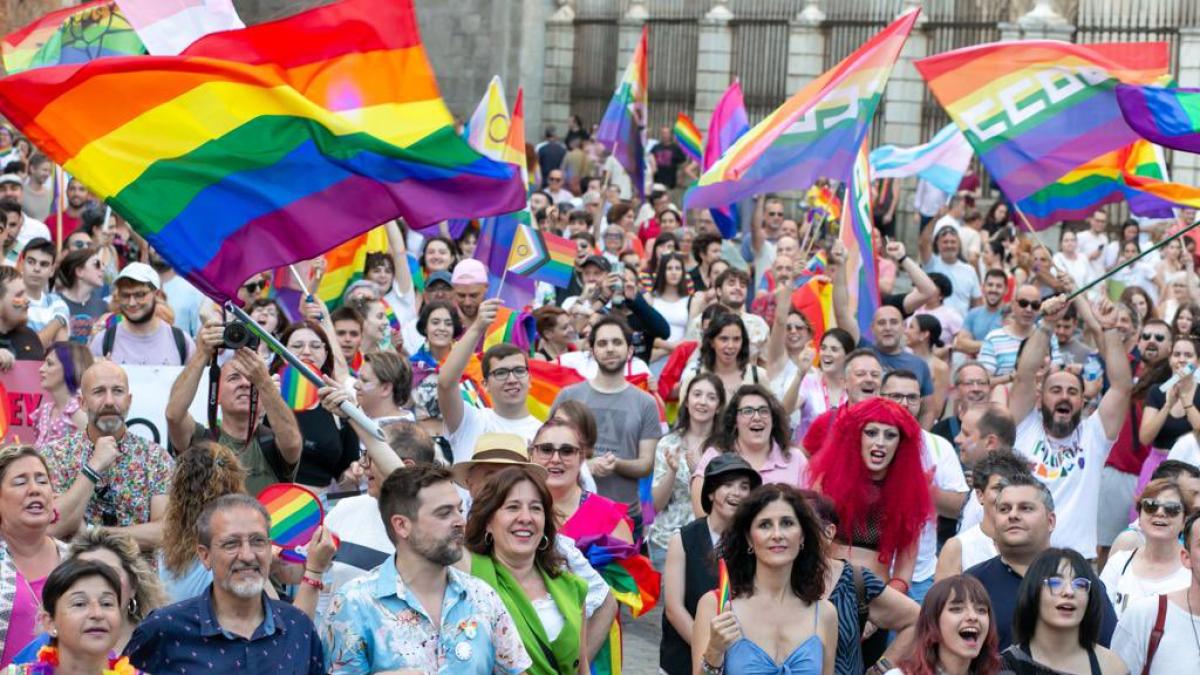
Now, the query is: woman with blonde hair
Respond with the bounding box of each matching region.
[159,442,246,602]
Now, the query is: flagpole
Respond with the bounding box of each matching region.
[288,264,313,298]
[1065,218,1200,302]
[1011,205,1067,279]
[54,165,64,255]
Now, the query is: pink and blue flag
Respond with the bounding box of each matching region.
[597,26,648,199]
[686,10,918,211]
[703,80,750,239]
[1116,84,1200,154]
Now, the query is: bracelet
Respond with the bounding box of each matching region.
[887,578,910,594]
[81,464,102,485]
[300,574,324,591]
[305,567,329,576]
[897,255,908,266]
[700,657,723,675]
[868,657,894,675]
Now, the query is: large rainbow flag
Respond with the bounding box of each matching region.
[685,9,918,210]
[1117,84,1200,154]
[315,226,389,306]
[0,0,527,303]
[597,25,648,199]
[2,1,145,74]
[915,41,1171,230]
[841,141,879,340]
[704,80,750,239]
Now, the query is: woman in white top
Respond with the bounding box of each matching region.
[790,328,854,445]
[650,253,692,368]
[1154,237,1188,300]
[1099,478,1191,618]
[1051,229,1093,294]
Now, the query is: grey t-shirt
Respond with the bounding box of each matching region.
[551,382,662,512]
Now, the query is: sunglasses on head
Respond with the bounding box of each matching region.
[1138,498,1184,518]
[1016,298,1041,310]
[1141,332,1168,343]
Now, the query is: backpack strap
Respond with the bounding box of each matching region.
[1122,548,1138,576]
[851,563,869,634]
[1142,594,1168,675]
[101,322,116,357]
[103,323,187,364]
[170,326,187,365]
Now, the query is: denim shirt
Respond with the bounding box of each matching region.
[321,554,531,674]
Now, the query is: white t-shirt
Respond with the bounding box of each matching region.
[957,523,998,571]
[913,430,969,582]
[959,492,984,533]
[651,295,690,343]
[1052,252,1093,293]
[1077,230,1109,278]
[1013,410,1114,556]
[446,406,543,465]
[1099,549,1191,619]
[1168,433,1200,468]
[1112,594,1200,674]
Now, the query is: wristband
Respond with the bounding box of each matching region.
[81,464,102,485]
[897,255,908,266]
[300,574,324,591]
[700,657,723,675]
[886,578,910,594]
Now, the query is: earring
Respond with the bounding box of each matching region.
[483,532,494,547]
[128,597,139,617]
[747,545,755,555]
[538,536,551,551]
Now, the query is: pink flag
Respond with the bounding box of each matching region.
[116,0,244,55]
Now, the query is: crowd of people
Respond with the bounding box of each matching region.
[1,109,1200,675]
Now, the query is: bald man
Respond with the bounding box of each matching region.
[44,360,173,548]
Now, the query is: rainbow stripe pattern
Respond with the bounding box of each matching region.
[505,223,575,289]
[841,141,879,341]
[279,363,320,411]
[704,80,750,238]
[315,227,388,307]
[791,277,834,347]
[0,0,526,303]
[381,299,401,333]
[673,113,702,163]
[686,10,918,211]
[597,25,648,198]
[915,41,1171,229]
[716,558,730,613]
[1117,84,1200,153]
[257,483,323,550]
[2,1,145,74]
[482,306,537,354]
[576,534,661,675]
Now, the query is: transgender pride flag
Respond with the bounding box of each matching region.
[686,9,918,210]
[869,123,973,196]
[116,0,243,55]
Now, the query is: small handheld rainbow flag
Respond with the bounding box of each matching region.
[279,362,320,411]
[381,299,401,333]
[673,113,702,163]
[257,483,324,550]
[716,558,731,613]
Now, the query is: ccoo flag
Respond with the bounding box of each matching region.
[685,9,918,210]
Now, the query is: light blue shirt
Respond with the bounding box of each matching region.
[162,274,205,336]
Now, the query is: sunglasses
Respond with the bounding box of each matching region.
[1042,575,1092,596]
[766,211,784,217]
[530,443,581,460]
[242,281,267,294]
[1138,498,1184,518]
[1141,332,1168,343]
[1015,298,1041,310]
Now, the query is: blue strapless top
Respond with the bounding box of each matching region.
[723,603,824,674]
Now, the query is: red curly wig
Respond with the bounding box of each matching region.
[805,397,932,565]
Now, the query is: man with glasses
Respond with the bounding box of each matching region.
[879,369,969,604]
[931,361,991,444]
[979,284,1062,383]
[545,169,574,204]
[551,315,662,541]
[744,195,787,289]
[89,262,193,365]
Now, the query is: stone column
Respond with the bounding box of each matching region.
[616,1,648,87]
[998,0,1074,42]
[881,0,928,148]
[1172,27,1200,187]
[786,1,826,96]
[541,1,576,140]
[694,2,735,130]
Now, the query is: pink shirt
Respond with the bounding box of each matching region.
[692,444,808,489]
[1,572,45,666]
[31,396,81,449]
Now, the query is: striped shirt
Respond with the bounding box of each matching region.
[978,327,1060,377]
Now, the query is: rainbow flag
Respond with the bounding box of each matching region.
[116,0,243,56]
[0,0,527,303]
[841,141,879,341]
[704,80,750,239]
[315,227,388,307]
[381,299,401,332]
[791,277,833,346]
[257,483,323,549]
[597,25,648,199]
[807,184,843,221]
[505,223,575,288]
[575,534,662,675]
[686,10,917,211]
[914,41,1171,229]
[279,363,320,411]
[673,113,702,163]
[1117,84,1200,153]
[482,306,537,354]
[2,1,145,74]
[716,558,730,613]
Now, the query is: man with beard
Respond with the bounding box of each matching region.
[966,475,1119,650]
[0,198,21,265]
[322,464,532,673]
[125,494,324,673]
[89,262,193,365]
[166,323,303,495]
[450,258,489,326]
[1009,293,1131,558]
[955,269,1008,358]
[44,361,173,547]
[45,176,91,243]
[979,284,1062,384]
[551,315,662,540]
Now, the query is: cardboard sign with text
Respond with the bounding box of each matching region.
[2,361,208,447]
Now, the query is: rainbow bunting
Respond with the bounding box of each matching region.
[791,277,833,347]
[597,25,648,199]
[2,1,145,74]
[673,113,702,163]
[841,141,879,341]
[1117,83,1200,153]
[257,483,323,550]
[279,363,320,411]
[704,80,751,239]
[914,41,1171,229]
[686,10,918,211]
[315,227,389,307]
[716,558,730,613]
[0,0,526,303]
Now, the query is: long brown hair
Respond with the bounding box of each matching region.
[465,466,566,576]
[162,442,246,576]
[897,575,1002,675]
[717,484,827,603]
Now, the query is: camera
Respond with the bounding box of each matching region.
[222,320,260,350]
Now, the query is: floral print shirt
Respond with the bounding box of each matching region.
[42,431,173,528]
[31,396,81,449]
[648,432,697,551]
[321,555,531,674]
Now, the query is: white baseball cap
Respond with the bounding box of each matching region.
[115,262,161,290]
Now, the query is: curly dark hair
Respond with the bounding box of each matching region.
[465,466,566,576]
[710,384,790,457]
[700,312,750,373]
[716,484,827,603]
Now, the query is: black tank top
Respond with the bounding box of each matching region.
[660,517,719,675]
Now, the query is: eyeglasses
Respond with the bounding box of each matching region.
[242,281,267,294]
[1043,576,1092,596]
[117,289,152,304]
[1141,332,1168,343]
[736,405,771,419]
[530,443,581,460]
[766,211,784,217]
[957,379,990,388]
[549,176,563,183]
[1138,498,1184,518]
[217,536,271,554]
[1015,298,1041,310]
[488,366,529,381]
[786,324,810,333]
[884,393,921,405]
